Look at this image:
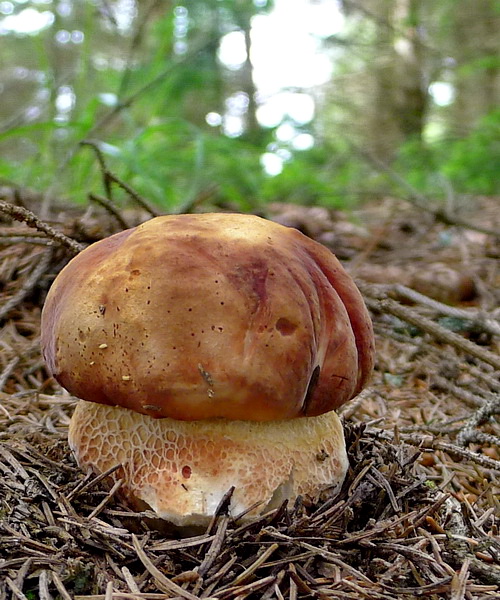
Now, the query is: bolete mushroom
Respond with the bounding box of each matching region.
[41,213,374,526]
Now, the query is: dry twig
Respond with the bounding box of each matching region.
[81,140,159,218]
[0,202,83,254]
[456,395,500,448]
[360,282,500,370]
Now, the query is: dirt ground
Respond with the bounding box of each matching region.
[0,191,499,599]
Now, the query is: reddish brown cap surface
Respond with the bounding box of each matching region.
[41,213,374,421]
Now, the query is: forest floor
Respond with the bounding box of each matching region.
[0,190,499,600]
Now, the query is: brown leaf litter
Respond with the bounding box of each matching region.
[0,194,499,599]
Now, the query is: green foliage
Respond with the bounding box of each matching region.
[441,109,500,194]
[458,54,500,76]
[0,1,273,212]
[118,120,265,211]
[394,137,440,193]
[260,144,374,208]
[395,110,500,196]
[0,0,498,216]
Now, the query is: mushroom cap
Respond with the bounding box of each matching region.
[69,400,349,526]
[41,213,374,421]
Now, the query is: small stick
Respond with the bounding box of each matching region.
[361,287,500,371]
[0,249,54,321]
[231,543,279,586]
[198,515,230,577]
[0,356,19,392]
[456,395,500,447]
[430,374,485,408]
[204,486,234,536]
[87,478,123,520]
[121,567,141,594]
[352,142,500,238]
[5,578,29,600]
[38,570,52,600]
[0,201,84,254]
[382,431,500,472]
[0,236,53,246]
[391,283,500,337]
[104,582,114,600]
[81,141,159,217]
[339,387,373,419]
[89,193,130,230]
[66,463,123,500]
[132,535,199,600]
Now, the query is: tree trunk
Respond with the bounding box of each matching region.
[449,0,500,135]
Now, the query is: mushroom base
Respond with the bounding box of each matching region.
[68,401,349,527]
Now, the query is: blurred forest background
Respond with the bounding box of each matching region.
[0,0,499,213]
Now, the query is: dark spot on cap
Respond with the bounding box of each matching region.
[275,317,297,336]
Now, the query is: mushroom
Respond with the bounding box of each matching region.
[41,213,374,526]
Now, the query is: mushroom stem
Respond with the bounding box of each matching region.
[69,400,348,527]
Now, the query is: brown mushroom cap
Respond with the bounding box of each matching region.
[42,213,374,421]
[41,213,374,524]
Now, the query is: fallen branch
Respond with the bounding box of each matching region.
[382,430,500,472]
[0,202,83,255]
[89,193,130,230]
[359,281,500,371]
[351,143,500,238]
[390,283,500,337]
[81,141,159,218]
[456,395,500,448]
